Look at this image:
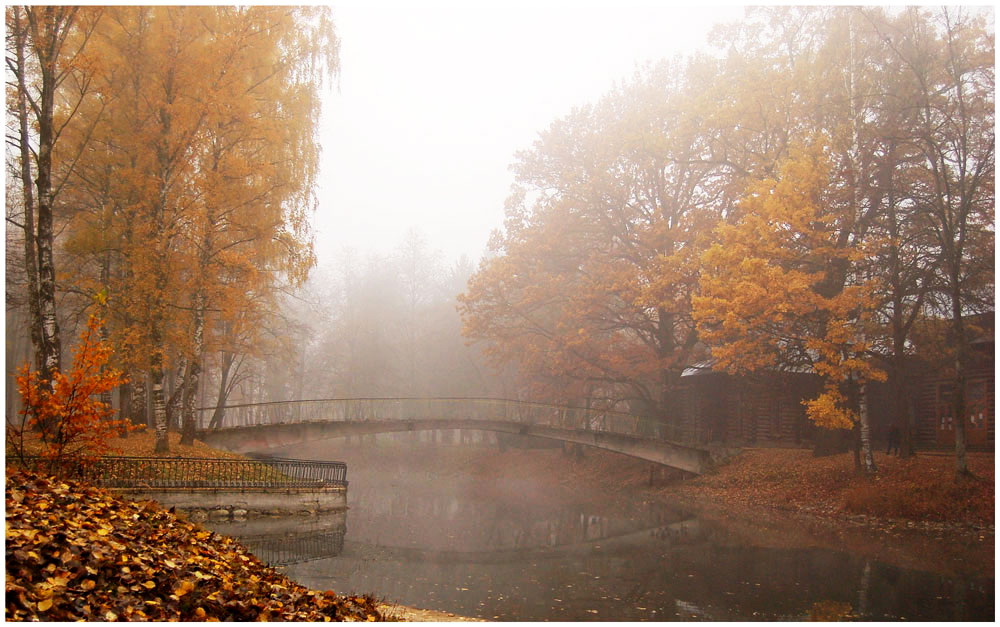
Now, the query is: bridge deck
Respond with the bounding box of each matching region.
[196,398,720,475]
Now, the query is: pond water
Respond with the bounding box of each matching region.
[209,444,994,621]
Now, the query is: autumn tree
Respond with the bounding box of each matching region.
[5,6,104,383]
[691,6,994,474]
[9,315,131,471]
[694,142,886,473]
[169,6,335,443]
[875,7,994,476]
[461,63,733,428]
[55,7,338,450]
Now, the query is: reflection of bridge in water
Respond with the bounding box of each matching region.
[217,517,702,567]
[197,398,722,474]
[346,517,703,565]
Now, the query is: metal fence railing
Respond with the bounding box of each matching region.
[14,455,348,490]
[196,397,680,442]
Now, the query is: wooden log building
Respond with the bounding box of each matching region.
[673,315,994,452]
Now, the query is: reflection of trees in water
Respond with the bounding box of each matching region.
[351,485,690,552]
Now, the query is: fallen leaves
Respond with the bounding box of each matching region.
[672,449,994,527]
[5,468,383,621]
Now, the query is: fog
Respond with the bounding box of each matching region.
[240,4,748,407]
[313,3,745,265]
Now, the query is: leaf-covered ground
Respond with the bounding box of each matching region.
[5,469,384,621]
[8,427,246,460]
[676,448,994,526]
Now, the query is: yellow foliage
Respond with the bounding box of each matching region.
[803,386,856,430]
[695,141,885,427]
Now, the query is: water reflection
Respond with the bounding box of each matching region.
[346,483,692,554]
[210,470,994,621]
[209,512,346,566]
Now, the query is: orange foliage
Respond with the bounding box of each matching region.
[460,66,720,409]
[10,316,133,466]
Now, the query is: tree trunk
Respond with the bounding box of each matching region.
[655,307,677,440]
[179,292,206,445]
[209,352,234,429]
[852,423,862,472]
[892,357,915,459]
[887,187,918,459]
[950,296,970,478]
[145,371,154,428]
[28,7,70,383]
[118,381,135,435]
[858,382,877,474]
[11,8,43,372]
[151,365,169,453]
[180,358,200,445]
[165,358,185,432]
[98,335,114,411]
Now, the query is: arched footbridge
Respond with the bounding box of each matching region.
[195,398,726,475]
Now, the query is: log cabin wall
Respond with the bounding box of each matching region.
[910,347,994,452]
[675,349,994,452]
[677,371,821,447]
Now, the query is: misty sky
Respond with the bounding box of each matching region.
[314,3,746,266]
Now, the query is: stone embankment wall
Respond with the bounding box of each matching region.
[115,486,347,522]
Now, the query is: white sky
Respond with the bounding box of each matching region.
[313,2,747,267]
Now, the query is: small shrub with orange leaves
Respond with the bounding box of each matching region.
[8,316,135,472]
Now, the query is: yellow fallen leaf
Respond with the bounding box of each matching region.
[174,580,195,597]
[81,579,96,591]
[195,607,206,618]
[143,581,156,589]
[37,599,53,612]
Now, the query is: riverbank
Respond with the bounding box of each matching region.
[5,468,384,621]
[6,432,476,621]
[660,448,993,580]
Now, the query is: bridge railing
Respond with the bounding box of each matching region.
[16,455,348,490]
[197,397,681,442]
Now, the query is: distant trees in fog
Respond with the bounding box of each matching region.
[254,230,499,403]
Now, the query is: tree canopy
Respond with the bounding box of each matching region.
[460,6,993,475]
[6,6,339,452]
